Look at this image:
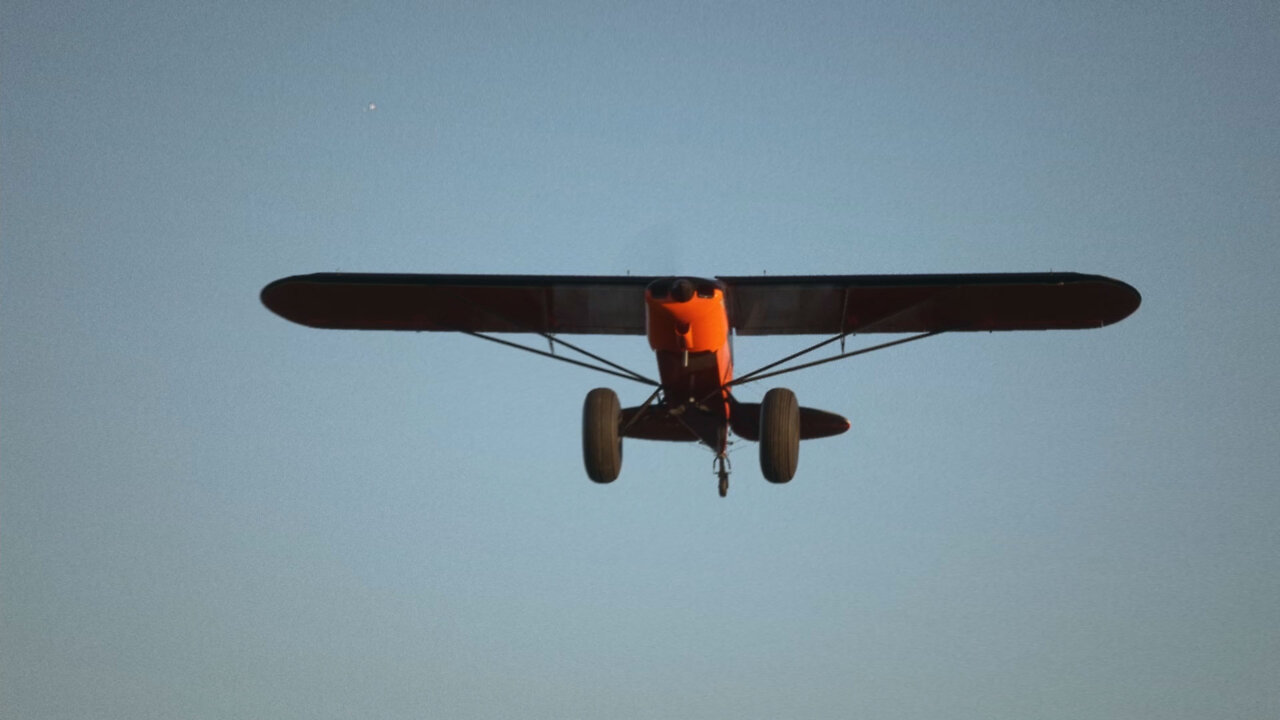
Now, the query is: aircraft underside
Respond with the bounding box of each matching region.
[589,384,850,497]
[261,271,1140,498]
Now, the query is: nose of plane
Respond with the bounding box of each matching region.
[670,278,695,302]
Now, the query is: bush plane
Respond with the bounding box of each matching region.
[262,272,1140,496]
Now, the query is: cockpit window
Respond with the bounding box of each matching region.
[696,281,717,298]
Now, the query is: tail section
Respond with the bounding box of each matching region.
[728,398,849,441]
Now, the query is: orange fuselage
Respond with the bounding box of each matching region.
[644,278,733,419]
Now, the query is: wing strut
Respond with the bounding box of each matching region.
[725,330,944,389]
[729,332,848,388]
[536,332,658,386]
[463,331,659,386]
[441,287,660,386]
[724,289,959,391]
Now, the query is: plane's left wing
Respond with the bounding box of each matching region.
[261,273,655,334]
[718,272,1141,335]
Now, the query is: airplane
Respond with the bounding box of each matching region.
[261,272,1140,496]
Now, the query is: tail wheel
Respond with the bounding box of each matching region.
[583,388,622,483]
[759,387,799,483]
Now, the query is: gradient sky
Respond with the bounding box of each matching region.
[3,2,1277,718]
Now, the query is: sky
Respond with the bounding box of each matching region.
[2,1,1277,718]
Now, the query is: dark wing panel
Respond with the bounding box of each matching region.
[261,273,654,334]
[718,272,1141,335]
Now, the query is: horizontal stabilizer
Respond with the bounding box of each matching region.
[728,402,850,441]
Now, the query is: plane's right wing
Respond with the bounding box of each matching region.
[261,273,655,334]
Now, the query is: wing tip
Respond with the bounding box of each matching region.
[260,275,331,328]
[1093,275,1142,327]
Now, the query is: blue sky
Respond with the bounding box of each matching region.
[3,2,1277,718]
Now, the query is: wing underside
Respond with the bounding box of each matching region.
[718,272,1141,334]
[261,273,654,334]
[262,271,1140,336]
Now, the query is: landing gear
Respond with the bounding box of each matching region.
[759,387,799,483]
[715,454,730,497]
[583,388,622,483]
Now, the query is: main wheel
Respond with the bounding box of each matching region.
[583,388,622,483]
[759,387,799,483]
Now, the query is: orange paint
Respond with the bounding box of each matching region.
[645,278,734,420]
[646,298,728,352]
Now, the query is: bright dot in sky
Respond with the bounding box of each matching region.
[366,102,377,111]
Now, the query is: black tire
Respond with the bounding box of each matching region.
[759,387,799,483]
[583,388,622,483]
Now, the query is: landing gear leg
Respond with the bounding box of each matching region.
[715,454,731,498]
